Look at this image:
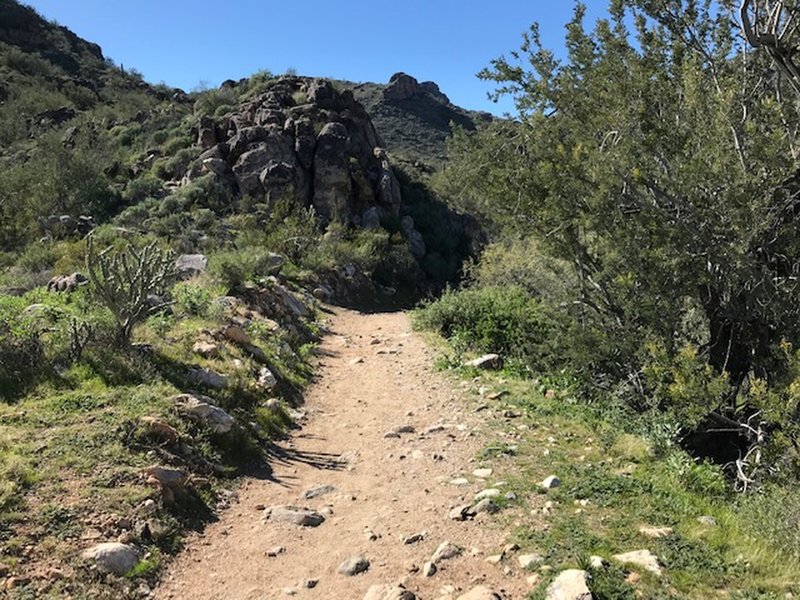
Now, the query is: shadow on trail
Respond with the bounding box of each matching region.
[242,443,345,488]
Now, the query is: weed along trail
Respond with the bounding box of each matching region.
[155,308,531,600]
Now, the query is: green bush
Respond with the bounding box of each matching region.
[209,247,283,289]
[173,282,213,317]
[414,286,561,369]
[464,237,576,304]
[123,174,163,203]
[193,88,236,117]
[15,242,57,272]
[739,485,800,560]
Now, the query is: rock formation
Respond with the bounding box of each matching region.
[186,77,403,231]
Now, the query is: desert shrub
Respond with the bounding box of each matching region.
[739,485,800,560]
[151,130,169,145]
[0,297,46,399]
[641,344,734,429]
[240,69,275,99]
[415,286,561,369]
[123,173,163,203]
[302,225,418,285]
[464,237,576,304]
[234,200,319,264]
[209,247,283,289]
[162,148,196,180]
[15,242,57,272]
[194,88,236,117]
[172,282,213,317]
[213,104,235,118]
[180,174,233,213]
[2,46,54,77]
[162,134,191,155]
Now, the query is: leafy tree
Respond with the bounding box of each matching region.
[438,0,800,477]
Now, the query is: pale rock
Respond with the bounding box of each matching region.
[612,549,662,576]
[473,498,500,514]
[262,505,325,527]
[173,394,234,434]
[138,416,179,444]
[431,541,462,563]
[302,484,335,500]
[175,254,207,277]
[472,468,493,479]
[338,555,370,576]
[589,556,606,570]
[545,569,592,600]
[187,367,229,389]
[518,553,543,569]
[465,354,503,370]
[143,465,186,489]
[81,542,139,576]
[192,340,219,358]
[638,526,673,538]
[540,475,561,489]
[474,488,501,501]
[257,367,277,390]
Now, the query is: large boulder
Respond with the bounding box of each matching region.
[313,122,352,223]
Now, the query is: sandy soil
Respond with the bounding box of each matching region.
[155,308,531,600]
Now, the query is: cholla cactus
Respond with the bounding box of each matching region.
[85,235,175,345]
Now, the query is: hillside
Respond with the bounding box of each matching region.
[345,72,493,168]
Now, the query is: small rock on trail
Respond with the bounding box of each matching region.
[262,506,325,527]
[338,555,370,576]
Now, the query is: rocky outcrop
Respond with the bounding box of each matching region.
[47,272,88,293]
[383,72,450,105]
[190,76,403,230]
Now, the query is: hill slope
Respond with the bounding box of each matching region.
[345,72,493,167]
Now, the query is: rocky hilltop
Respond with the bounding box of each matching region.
[346,72,493,167]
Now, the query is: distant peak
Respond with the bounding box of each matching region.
[384,72,450,105]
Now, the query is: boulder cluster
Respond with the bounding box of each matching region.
[186,77,411,237]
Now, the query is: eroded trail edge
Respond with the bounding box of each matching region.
[156,308,530,600]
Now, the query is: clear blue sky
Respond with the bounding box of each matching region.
[24,0,608,115]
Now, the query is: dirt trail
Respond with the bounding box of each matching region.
[156,308,530,600]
